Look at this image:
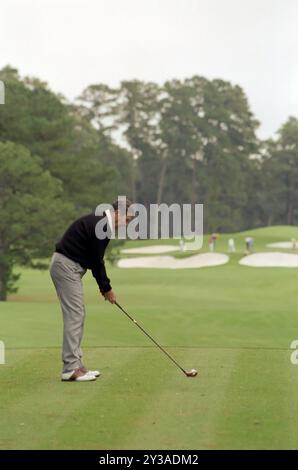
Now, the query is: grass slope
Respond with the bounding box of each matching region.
[121,225,298,255]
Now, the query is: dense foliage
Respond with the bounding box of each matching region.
[0,66,297,298]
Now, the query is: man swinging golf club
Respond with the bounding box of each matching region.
[50,197,132,382]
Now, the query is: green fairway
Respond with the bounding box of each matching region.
[1,226,298,449]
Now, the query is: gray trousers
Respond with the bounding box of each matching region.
[50,252,87,373]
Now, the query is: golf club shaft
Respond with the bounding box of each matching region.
[115,301,187,375]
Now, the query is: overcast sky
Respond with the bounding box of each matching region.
[1,0,297,139]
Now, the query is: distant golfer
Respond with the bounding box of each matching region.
[179,239,186,252]
[50,199,132,382]
[245,236,254,254]
[228,238,236,253]
[208,233,218,252]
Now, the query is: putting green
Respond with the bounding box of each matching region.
[1,226,298,449]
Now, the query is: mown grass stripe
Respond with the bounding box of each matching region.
[212,349,298,449]
[119,348,239,450]
[0,348,139,449]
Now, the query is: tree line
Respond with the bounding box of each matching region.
[0,65,297,299]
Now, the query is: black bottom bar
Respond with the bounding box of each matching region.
[1,450,298,467]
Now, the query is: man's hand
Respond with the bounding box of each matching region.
[103,289,117,304]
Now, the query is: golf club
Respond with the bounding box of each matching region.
[115,301,198,377]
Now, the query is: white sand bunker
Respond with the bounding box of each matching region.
[121,245,178,255]
[267,241,295,249]
[118,253,229,269]
[239,252,298,267]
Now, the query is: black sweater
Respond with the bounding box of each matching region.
[55,213,112,293]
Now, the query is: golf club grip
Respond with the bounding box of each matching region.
[114,301,186,374]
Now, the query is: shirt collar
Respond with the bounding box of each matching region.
[105,209,113,233]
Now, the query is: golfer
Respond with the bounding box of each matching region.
[50,199,132,382]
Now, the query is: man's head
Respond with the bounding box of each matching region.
[112,197,134,228]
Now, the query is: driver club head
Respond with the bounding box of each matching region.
[185,368,198,377]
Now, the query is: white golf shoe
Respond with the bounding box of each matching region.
[80,367,101,378]
[61,368,97,382]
